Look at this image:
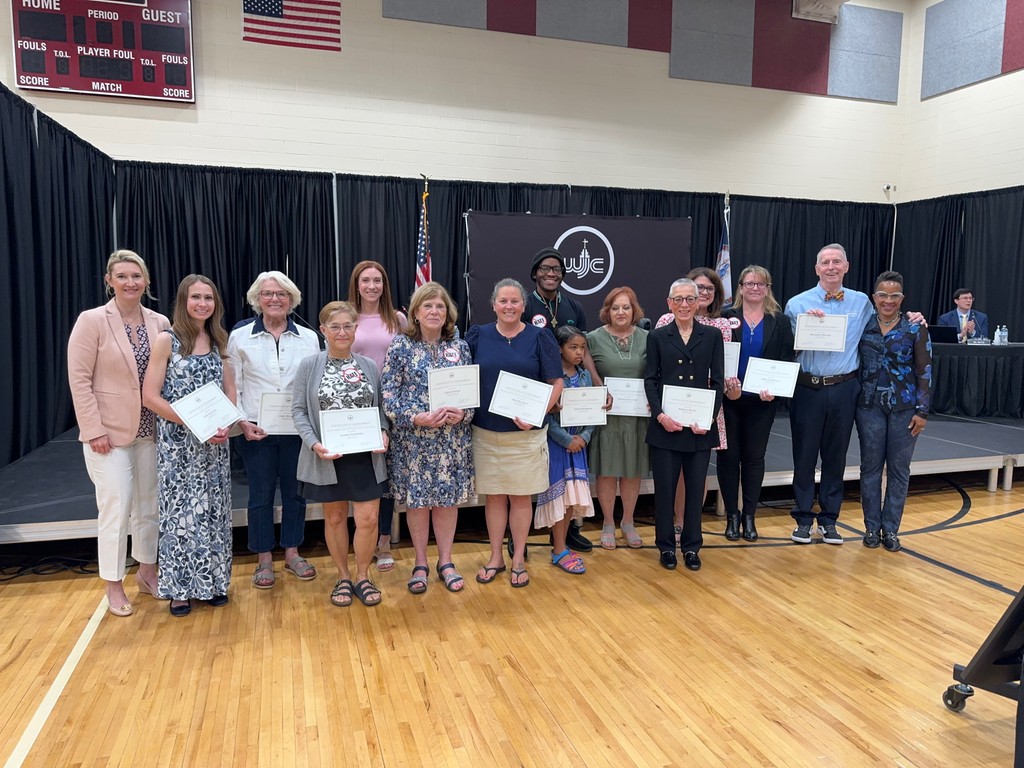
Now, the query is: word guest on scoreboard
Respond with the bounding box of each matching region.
[12,0,195,103]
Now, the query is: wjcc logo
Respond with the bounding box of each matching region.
[553,226,615,296]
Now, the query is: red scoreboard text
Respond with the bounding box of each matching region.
[12,0,195,103]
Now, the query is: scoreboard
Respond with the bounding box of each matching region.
[11,0,195,103]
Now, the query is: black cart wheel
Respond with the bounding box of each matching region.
[943,684,973,712]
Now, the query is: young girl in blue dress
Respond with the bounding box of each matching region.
[535,326,597,575]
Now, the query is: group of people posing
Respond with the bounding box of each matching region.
[68,242,931,616]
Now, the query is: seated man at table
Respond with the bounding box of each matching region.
[938,289,989,342]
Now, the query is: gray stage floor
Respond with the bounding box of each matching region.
[2,416,1022,544]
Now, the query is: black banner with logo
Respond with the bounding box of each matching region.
[466,212,692,328]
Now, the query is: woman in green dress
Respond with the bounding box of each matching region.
[586,287,649,550]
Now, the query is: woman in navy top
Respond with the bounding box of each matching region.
[718,265,795,542]
[466,278,563,588]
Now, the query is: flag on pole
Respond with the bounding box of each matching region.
[415,187,431,288]
[715,202,732,305]
[242,0,342,52]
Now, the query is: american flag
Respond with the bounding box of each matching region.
[242,0,342,52]
[715,206,732,304]
[415,190,431,288]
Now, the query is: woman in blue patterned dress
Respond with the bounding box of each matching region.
[856,271,931,553]
[143,275,235,617]
[381,283,474,595]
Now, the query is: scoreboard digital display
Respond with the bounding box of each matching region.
[11,0,195,103]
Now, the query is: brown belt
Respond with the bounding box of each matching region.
[797,370,857,390]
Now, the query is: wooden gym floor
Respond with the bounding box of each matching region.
[2,478,1022,767]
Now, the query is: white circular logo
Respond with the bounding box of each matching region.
[553,226,615,297]
[443,347,461,362]
[531,314,548,328]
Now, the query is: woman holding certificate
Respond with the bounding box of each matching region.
[466,278,563,588]
[718,266,795,542]
[586,287,649,550]
[68,250,170,617]
[228,271,321,590]
[856,271,931,553]
[645,278,724,573]
[381,283,474,595]
[348,260,407,574]
[143,275,236,617]
[291,301,389,608]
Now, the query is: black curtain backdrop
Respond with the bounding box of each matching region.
[891,195,965,323]
[116,162,336,331]
[0,84,113,468]
[730,195,896,307]
[961,188,1024,336]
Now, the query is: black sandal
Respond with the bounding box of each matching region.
[330,579,354,607]
[407,565,429,594]
[353,578,382,607]
[436,562,465,593]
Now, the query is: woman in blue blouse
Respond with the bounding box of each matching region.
[466,278,563,588]
[381,282,474,595]
[856,271,931,552]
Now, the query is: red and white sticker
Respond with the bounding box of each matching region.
[443,347,461,363]
[728,317,742,330]
[342,367,363,384]
[531,314,548,328]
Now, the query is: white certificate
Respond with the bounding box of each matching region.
[488,371,554,428]
[258,392,297,435]
[660,386,717,432]
[319,408,385,455]
[605,377,649,417]
[794,313,848,352]
[723,341,741,379]
[170,381,244,443]
[741,358,801,398]
[428,365,480,410]
[559,386,608,428]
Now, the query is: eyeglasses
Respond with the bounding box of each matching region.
[873,291,904,301]
[695,284,716,294]
[668,295,699,306]
[260,290,288,300]
[325,323,357,334]
[741,281,769,289]
[536,265,563,275]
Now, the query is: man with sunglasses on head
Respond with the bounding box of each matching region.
[524,247,599,552]
[785,244,925,548]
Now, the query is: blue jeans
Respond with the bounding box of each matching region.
[855,405,919,533]
[236,434,307,553]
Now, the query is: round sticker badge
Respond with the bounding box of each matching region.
[443,347,461,363]
[531,314,548,328]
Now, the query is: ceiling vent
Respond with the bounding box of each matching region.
[792,0,849,24]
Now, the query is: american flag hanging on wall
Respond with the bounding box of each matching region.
[415,187,431,288]
[242,0,342,52]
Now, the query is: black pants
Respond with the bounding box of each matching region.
[789,377,860,526]
[716,396,778,517]
[651,446,711,554]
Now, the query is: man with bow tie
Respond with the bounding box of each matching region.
[784,244,873,546]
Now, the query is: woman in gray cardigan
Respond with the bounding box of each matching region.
[292,301,389,608]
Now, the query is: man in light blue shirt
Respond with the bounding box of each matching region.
[785,244,872,546]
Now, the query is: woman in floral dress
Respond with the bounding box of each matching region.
[143,275,236,617]
[381,282,474,595]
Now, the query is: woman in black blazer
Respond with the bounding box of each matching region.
[645,278,724,572]
[718,266,795,542]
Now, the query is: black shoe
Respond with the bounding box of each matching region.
[863,531,881,548]
[169,600,191,617]
[659,551,677,570]
[508,536,528,561]
[741,514,758,542]
[683,551,702,571]
[724,513,741,541]
[207,594,229,607]
[791,525,813,544]
[566,524,593,553]
[819,524,844,545]
[881,530,902,552]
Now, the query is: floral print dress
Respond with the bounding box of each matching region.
[156,332,232,600]
[380,334,475,508]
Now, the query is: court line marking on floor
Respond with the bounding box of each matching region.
[2,598,107,768]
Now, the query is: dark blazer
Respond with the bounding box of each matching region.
[938,309,989,340]
[721,308,796,365]
[644,320,724,452]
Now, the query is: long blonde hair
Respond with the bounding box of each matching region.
[731,265,781,316]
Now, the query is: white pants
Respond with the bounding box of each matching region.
[82,438,159,581]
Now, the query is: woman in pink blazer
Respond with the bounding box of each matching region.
[68,250,170,617]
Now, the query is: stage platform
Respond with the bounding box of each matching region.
[2,414,1022,544]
